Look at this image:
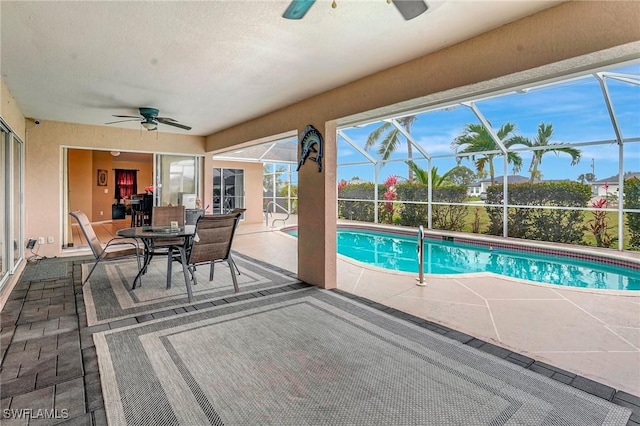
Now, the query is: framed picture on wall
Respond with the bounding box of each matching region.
[97,169,108,186]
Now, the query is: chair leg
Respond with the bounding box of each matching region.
[191,266,199,286]
[228,258,239,293]
[81,260,101,286]
[135,250,142,288]
[230,258,241,276]
[166,248,173,289]
[209,261,214,281]
[177,247,193,303]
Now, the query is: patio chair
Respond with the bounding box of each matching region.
[168,211,242,295]
[151,205,185,234]
[227,208,246,276]
[150,206,186,287]
[69,210,143,286]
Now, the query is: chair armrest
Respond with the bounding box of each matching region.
[103,237,142,251]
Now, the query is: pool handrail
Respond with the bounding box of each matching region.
[264,201,290,228]
[417,225,426,286]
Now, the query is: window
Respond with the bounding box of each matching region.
[114,169,137,202]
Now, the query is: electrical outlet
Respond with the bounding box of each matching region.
[47,236,54,244]
[26,239,36,249]
[38,237,45,245]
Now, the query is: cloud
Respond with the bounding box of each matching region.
[337,148,355,158]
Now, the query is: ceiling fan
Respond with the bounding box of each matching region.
[283,0,429,20]
[106,107,192,131]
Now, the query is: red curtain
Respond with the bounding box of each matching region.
[115,169,137,201]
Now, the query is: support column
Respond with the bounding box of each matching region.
[297,122,337,289]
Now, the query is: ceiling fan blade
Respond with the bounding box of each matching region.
[105,118,142,125]
[282,0,315,19]
[392,0,428,20]
[112,115,140,119]
[156,116,178,122]
[157,117,192,131]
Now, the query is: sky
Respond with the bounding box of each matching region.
[334,61,640,185]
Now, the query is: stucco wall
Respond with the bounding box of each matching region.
[204,0,640,289]
[0,79,26,139]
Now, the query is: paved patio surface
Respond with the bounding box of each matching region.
[0,217,638,425]
[234,218,640,397]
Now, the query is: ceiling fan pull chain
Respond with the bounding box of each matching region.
[331,0,336,9]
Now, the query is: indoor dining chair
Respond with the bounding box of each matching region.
[69,210,143,287]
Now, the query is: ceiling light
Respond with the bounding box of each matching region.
[141,121,157,131]
[110,151,120,157]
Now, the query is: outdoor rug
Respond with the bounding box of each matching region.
[20,259,68,282]
[83,252,299,326]
[94,288,631,426]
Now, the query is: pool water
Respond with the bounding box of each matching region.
[286,228,640,291]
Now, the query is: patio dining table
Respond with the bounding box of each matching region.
[117,225,197,302]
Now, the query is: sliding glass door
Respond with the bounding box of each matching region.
[213,168,244,215]
[12,134,23,266]
[0,125,6,282]
[154,154,202,207]
[0,120,24,290]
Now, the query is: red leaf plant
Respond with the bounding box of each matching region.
[382,175,398,223]
[587,197,616,248]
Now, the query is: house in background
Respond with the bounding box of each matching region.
[467,175,530,198]
[591,172,640,198]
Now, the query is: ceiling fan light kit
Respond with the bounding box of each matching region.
[106,107,191,131]
[141,121,158,131]
[283,0,429,20]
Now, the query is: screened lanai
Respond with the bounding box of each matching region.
[214,60,640,251]
[212,138,300,220]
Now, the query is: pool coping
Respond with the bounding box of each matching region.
[337,222,640,269]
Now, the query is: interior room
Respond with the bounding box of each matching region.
[67,149,153,247]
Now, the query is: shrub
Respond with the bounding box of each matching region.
[625,177,640,248]
[485,182,591,244]
[395,183,428,227]
[395,183,467,230]
[338,182,377,222]
[432,186,468,231]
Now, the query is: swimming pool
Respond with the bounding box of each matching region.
[285,226,640,291]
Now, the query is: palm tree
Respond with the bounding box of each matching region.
[406,161,452,187]
[578,173,596,184]
[520,123,581,183]
[365,116,418,181]
[451,122,525,185]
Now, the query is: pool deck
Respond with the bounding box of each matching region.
[234,217,640,396]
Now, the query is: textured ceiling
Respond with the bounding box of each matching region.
[1,1,561,136]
